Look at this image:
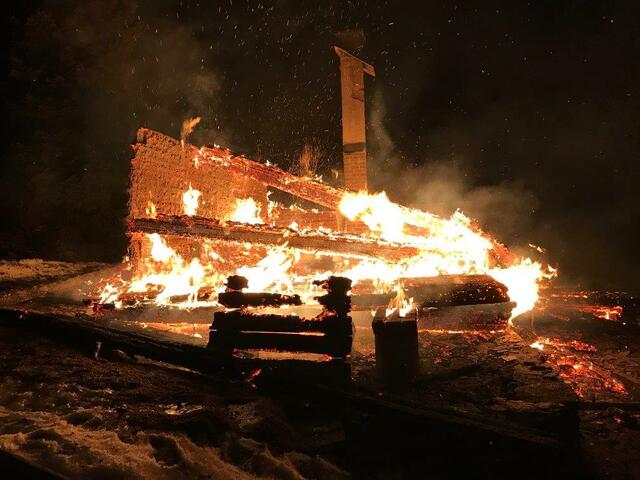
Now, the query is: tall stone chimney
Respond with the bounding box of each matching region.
[333,46,375,191]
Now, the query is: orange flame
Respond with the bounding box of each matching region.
[182,184,201,216]
[96,186,555,317]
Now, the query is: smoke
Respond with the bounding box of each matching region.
[367,89,539,254]
[1,0,229,262]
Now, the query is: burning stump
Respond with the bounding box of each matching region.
[372,308,419,381]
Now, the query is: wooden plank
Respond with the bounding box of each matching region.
[209,331,353,357]
[211,310,353,335]
[218,291,302,308]
[129,214,418,260]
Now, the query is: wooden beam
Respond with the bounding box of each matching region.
[211,310,353,335]
[129,214,419,260]
[217,291,302,309]
[197,145,345,209]
[210,331,353,357]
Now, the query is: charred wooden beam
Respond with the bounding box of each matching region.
[351,275,511,310]
[198,146,345,209]
[313,275,352,315]
[218,291,302,309]
[211,310,352,335]
[209,330,352,357]
[403,274,510,308]
[129,214,418,260]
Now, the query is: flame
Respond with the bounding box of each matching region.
[236,246,299,292]
[529,337,627,398]
[145,200,157,218]
[338,191,555,317]
[228,198,263,224]
[385,284,414,318]
[96,186,556,319]
[127,233,213,306]
[182,184,201,216]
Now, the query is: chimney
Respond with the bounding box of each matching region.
[334,46,375,191]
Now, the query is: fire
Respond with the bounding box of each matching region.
[529,337,627,398]
[385,283,414,318]
[228,198,263,224]
[128,234,212,306]
[236,246,298,292]
[585,305,623,321]
[96,185,555,319]
[338,191,554,317]
[182,184,201,216]
[145,200,157,218]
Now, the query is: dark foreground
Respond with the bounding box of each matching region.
[0,261,639,479]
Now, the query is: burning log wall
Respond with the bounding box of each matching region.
[103,127,549,322]
[130,128,267,220]
[128,128,268,270]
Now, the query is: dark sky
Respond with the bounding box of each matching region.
[1,0,639,292]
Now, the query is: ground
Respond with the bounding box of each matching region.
[0,325,348,480]
[0,260,639,479]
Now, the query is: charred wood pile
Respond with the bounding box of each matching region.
[209,275,353,359]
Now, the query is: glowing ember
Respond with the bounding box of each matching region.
[580,305,624,321]
[529,336,627,398]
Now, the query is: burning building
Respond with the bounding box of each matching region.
[93,48,551,328]
[1,32,638,480]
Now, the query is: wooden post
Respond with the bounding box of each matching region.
[334,46,375,192]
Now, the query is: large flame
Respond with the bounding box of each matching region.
[182,184,201,216]
[96,186,555,318]
[228,198,263,224]
[338,191,554,317]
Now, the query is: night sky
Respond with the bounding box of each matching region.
[1,1,639,292]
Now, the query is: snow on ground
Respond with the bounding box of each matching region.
[0,327,349,479]
[0,259,107,289]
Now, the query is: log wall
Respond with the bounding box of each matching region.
[128,129,267,269]
[129,128,267,221]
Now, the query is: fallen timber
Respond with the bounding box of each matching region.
[0,307,568,452]
[404,274,510,307]
[217,291,302,309]
[351,274,511,310]
[210,310,352,335]
[210,329,353,357]
[130,214,418,261]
